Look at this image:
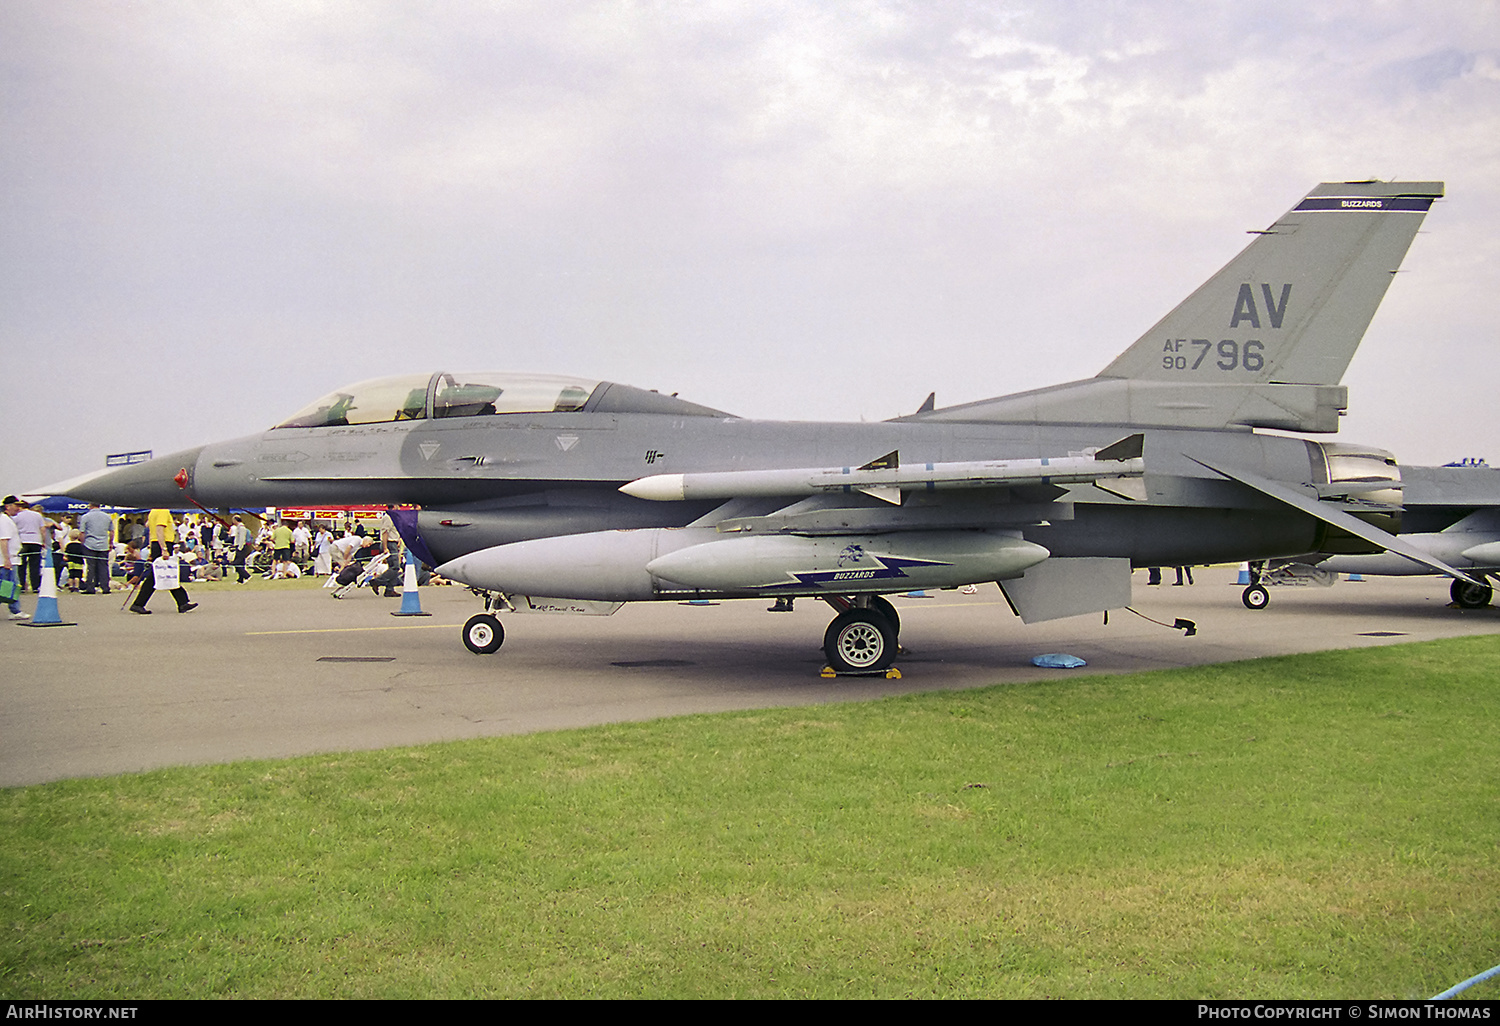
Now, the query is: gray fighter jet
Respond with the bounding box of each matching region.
[74,180,1472,672]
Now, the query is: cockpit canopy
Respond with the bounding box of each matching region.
[275,372,599,429]
[273,371,730,429]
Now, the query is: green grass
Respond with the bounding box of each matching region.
[3,636,1498,998]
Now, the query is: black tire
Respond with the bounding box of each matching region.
[823,609,897,673]
[463,613,505,654]
[870,596,900,638]
[1451,580,1493,609]
[1242,585,1270,610]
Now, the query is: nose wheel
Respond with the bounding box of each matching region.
[463,613,505,654]
[1241,561,1269,610]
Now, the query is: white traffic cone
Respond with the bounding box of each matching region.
[390,549,431,617]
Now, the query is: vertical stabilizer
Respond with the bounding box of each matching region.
[1098,181,1443,386]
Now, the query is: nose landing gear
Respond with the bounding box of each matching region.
[463,590,510,654]
[463,613,505,654]
[1241,561,1270,610]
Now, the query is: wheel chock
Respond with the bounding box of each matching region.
[819,665,902,679]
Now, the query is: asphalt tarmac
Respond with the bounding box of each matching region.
[4,567,1498,787]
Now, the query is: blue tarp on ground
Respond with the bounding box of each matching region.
[1031,653,1087,669]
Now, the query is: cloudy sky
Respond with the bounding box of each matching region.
[3,0,1498,491]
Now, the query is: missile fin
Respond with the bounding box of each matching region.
[1095,433,1145,462]
[858,486,902,505]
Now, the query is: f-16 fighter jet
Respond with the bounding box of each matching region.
[75,181,1471,672]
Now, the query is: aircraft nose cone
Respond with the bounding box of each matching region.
[70,447,206,508]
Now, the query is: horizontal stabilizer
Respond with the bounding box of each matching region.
[1188,456,1482,586]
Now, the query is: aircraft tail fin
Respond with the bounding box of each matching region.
[1098,180,1443,386]
[909,181,1443,432]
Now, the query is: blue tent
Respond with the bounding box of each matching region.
[32,496,145,514]
[30,495,266,517]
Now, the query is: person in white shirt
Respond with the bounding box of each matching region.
[11,502,46,593]
[1,496,30,619]
[229,514,252,583]
[313,525,333,576]
[330,532,364,568]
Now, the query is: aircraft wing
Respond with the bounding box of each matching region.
[1187,456,1484,586]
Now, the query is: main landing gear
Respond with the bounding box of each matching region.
[1451,578,1494,609]
[819,595,902,675]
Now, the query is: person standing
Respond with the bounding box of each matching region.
[1,496,28,620]
[376,509,402,564]
[313,523,333,576]
[12,501,46,593]
[230,514,252,583]
[131,508,196,614]
[50,515,69,578]
[292,520,311,563]
[271,518,294,578]
[64,530,86,591]
[79,503,114,595]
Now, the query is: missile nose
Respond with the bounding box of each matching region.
[69,447,206,508]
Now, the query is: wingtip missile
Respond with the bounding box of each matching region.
[621,451,1145,503]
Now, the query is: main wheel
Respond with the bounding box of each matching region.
[823,609,897,673]
[463,613,505,654]
[870,596,900,639]
[1242,584,1270,610]
[1451,579,1493,609]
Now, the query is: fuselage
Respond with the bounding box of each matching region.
[76,397,1343,574]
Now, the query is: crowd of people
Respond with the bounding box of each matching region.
[0,498,414,618]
